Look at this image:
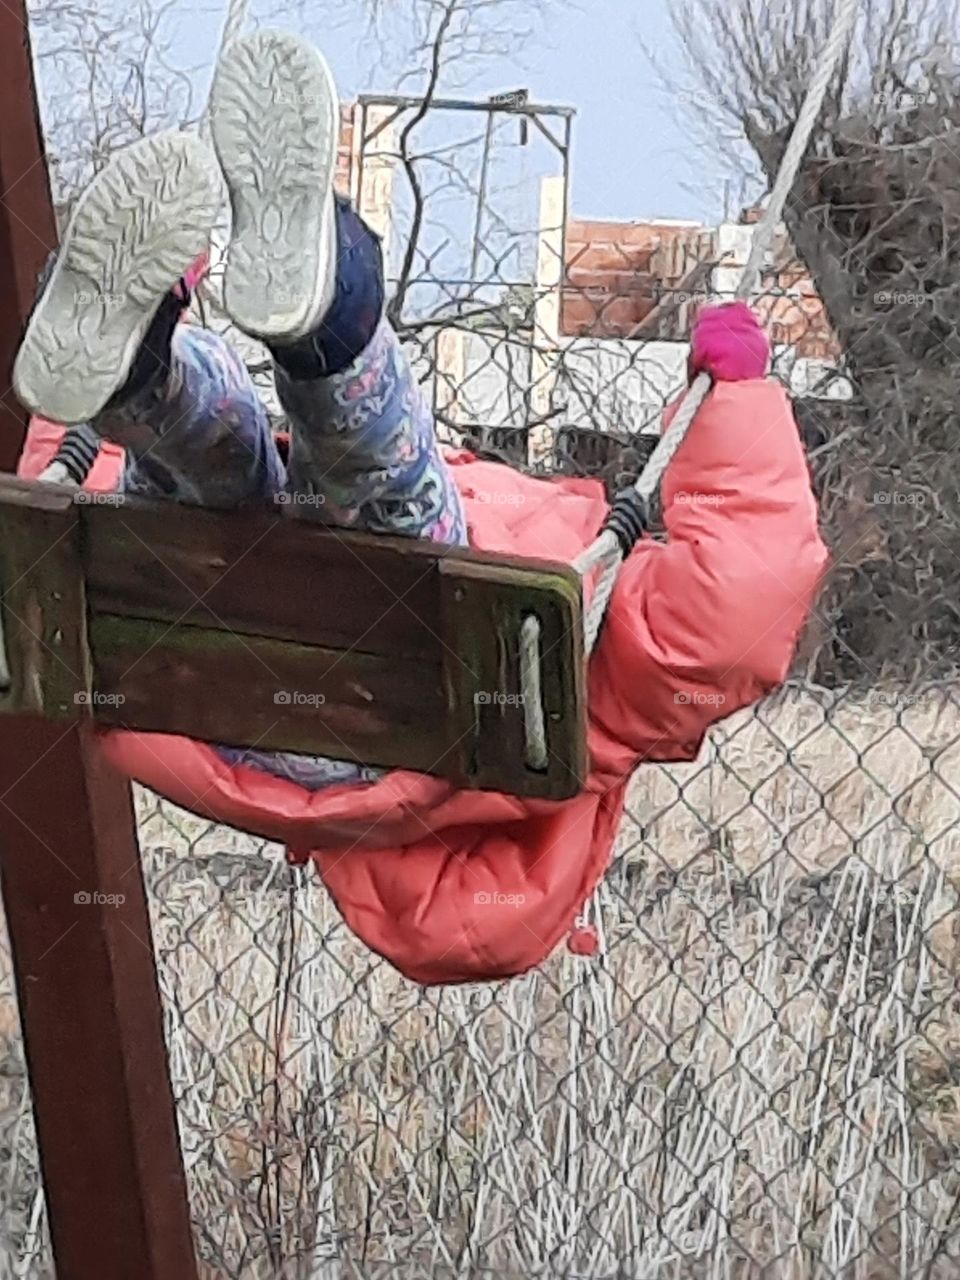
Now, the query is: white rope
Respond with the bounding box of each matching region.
[574,0,860,656]
[519,616,548,770]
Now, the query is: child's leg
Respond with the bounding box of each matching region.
[14,124,367,792]
[206,32,467,788]
[100,324,285,507]
[211,31,467,547]
[15,133,285,507]
[274,206,467,544]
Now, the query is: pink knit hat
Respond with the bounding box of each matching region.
[689,301,770,382]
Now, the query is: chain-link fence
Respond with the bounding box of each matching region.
[3,89,960,1280]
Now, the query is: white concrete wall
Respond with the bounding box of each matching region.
[713,222,757,297]
[355,103,397,278]
[428,323,854,448]
[779,351,854,401]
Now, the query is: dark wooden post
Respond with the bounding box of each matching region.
[0,0,58,473]
[0,722,199,1280]
[0,8,199,1266]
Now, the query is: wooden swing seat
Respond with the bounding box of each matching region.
[0,474,587,800]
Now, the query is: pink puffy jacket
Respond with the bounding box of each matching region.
[17,306,829,984]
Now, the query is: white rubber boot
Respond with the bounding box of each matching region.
[14,132,222,424]
[210,31,340,344]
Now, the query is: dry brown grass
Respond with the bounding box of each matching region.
[3,682,960,1278]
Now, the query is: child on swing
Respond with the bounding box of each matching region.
[19,32,466,789]
[15,32,827,982]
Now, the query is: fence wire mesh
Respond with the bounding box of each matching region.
[3,91,960,1280]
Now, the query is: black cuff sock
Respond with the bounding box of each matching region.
[269,197,385,381]
[106,283,187,409]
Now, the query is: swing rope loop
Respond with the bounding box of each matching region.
[573,0,861,657]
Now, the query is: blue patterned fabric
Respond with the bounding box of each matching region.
[102,325,286,507]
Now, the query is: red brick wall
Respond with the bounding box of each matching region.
[755,263,842,361]
[561,214,839,358]
[335,103,355,200]
[561,218,705,339]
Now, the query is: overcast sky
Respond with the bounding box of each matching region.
[182,0,740,228]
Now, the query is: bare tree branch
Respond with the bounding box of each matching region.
[664,0,960,682]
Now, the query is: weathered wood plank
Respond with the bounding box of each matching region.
[1,478,587,797]
[84,499,446,659]
[0,719,198,1280]
[0,0,58,472]
[0,479,90,717]
[90,614,450,769]
[83,496,585,664]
